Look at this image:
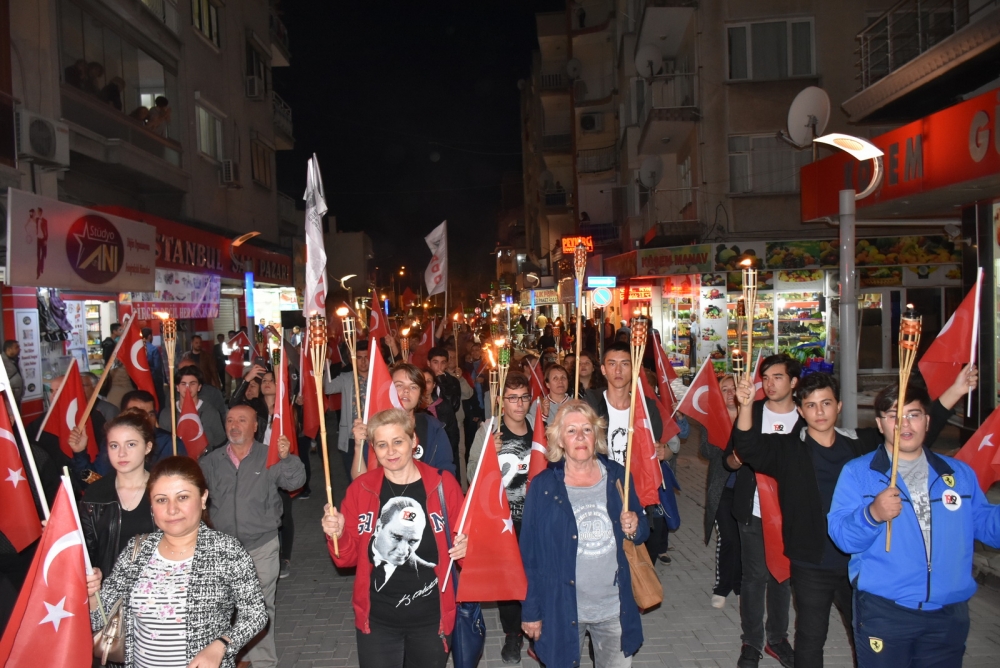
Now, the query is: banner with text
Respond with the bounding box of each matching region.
[122,269,221,320]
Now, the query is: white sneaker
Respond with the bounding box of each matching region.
[711,594,726,609]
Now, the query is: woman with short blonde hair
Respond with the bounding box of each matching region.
[544,400,608,462]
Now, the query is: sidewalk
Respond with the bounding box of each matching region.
[273,425,1000,667]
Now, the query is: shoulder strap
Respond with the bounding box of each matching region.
[131,534,148,562]
[436,482,459,593]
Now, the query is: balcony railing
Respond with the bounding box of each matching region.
[542,190,571,207]
[540,65,569,91]
[636,73,697,127]
[577,144,617,173]
[856,0,998,89]
[272,91,293,139]
[579,221,621,246]
[541,133,572,152]
[139,0,179,33]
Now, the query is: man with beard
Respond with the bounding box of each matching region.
[467,373,533,663]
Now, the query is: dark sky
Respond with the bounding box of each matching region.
[275,1,564,306]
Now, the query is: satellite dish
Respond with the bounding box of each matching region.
[638,155,664,189]
[787,86,831,147]
[566,58,582,80]
[634,44,663,79]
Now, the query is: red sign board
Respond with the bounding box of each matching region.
[561,235,594,253]
[801,88,1000,221]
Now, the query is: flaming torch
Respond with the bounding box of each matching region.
[154,312,178,456]
[336,307,364,470]
[400,327,411,362]
[740,256,758,378]
[309,313,338,557]
[573,242,588,398]
[886,304,922,551]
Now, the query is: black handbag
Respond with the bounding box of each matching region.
[437,483,485,668]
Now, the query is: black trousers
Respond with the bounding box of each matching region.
[645,506,669,558]
[714,488,742,597]
[279,489,294,562]
[356,621,449,668]
[854,589,968,668]
[790,562,854,668]
[298,435,312,495]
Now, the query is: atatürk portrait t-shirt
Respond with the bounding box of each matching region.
[368,478,440,628]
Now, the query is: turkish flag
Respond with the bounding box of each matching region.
[954,405,1000,492]
[676,361,731,450]
[0,407,42,551]
[528,400,548,485]
[410,325,434,369]
[917,271,982,400]
[630,382,666,508]
[456,427,528,602]
[118,322,158,410]
[363,348,402,469]
[757,473,790,583]
[639,372,680,444]
[526,359,546,403]
[652,332,679,409]
[266,345,299,468]
[41,363,98,461]
[227,331,253,380]
[0,481,92,667]
[369,308,390,346]
[300,342,321,439]
[177,391,210,459]
[752,348,766,401]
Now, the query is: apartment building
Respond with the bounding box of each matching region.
[3,0,294,244]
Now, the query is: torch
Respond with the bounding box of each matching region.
[155,313,178,456]
[622,316,649,514]
[309,313,338,557]
[496,338,509,419]
[886,304,922,551]
[452,313,460,369]
[573,242,588,398]
[336,307,364,473]
[740,256,758,376]
[400,327,411,362]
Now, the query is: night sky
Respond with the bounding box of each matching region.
[275,1,564,307]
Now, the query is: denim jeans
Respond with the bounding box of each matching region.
[738,516,791,652]
[790,563,854,668]
[578,617,631,668]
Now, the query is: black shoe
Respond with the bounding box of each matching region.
[737,643,761,668]
[501,633,522,664]
[764,639,794,668]
[657,553,672,564]
[298,491,311,500]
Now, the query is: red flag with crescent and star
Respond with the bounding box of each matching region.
[676,361,731,450]
[266,344,299,468]
[954,405,1000,493]
[526,359,546,403]
[631,378,666,507]
[652,332,678,410]
[410,323,434,369]
[41,363,98,460]
[917,270,982,400]
[369,308,390,347]
[363,348,402,469]
[0,480,92,667]
[456,428,527,602]
[177,391,209,460]
[118,321,158,410]
[639,372,680,444]
[0,406,42,551]
[226,331,253,380]
[528,399,548,485]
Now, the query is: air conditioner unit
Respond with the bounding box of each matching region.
[14,109,70,167]
[580,113,603,133]
[220,160,241,187]
[245,75,264,99]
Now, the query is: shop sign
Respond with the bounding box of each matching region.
[13,309,42,400]
[763,236,959,271]
[587,276,617,288]
[561,236,594,253]
[5,190,156,292]
[618,286,654,301]
[637,244,713,276]
[801,88,1000,221]
[122,269,221,319]
[533,289,559,305]
[603,251,637,278]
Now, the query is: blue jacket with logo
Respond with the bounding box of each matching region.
[828,445,1000,610]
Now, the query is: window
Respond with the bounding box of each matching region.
[196,106,223,160]
[728,135,811,194]
[250,139,273,188]
[192,0,220,47]
[246,43,269,91]
[728,19,813,81]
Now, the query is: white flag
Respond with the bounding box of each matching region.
[424,220,447,297]
[303,155,328,316]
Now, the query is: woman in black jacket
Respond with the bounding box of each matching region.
[80,408,158,580]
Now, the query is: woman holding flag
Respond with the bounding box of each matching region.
[320,408,467,667]
[520,400,647,668]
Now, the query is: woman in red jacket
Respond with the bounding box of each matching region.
[321,408,467,667]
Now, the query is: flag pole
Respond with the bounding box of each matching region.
[886,305,921,551]
[34,361,72,440]
[309,314,337,557]
[77,313,137,431]
[336,306,365,474]
[62,469,93,573]
[573,243,587,399]
[967,267,983,418]
[442,417,494,592]
[278,334,285,438]
[622,317,648,514]
[0,360,49,519]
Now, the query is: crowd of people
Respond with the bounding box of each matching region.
[2,313,999,668]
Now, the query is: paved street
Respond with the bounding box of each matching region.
[273,422,1000,667]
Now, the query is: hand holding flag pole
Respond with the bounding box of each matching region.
[155,313,178,456]
[573,242,588,399]
[622,317,649,514]
[309,315,338,557]
[77,314,136,434]
[886,305,921,551]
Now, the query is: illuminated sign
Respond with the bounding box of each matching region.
[587,276,617,288]
[561,236,594,253]
[617,286,654,300]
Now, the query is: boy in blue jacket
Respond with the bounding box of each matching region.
[828,382,1000,667]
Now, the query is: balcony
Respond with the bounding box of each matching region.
[542,189,572,211]
[846,0,1000,122]
[634,187,703,248]
[139,0,180,33]
[577,144,616,174]
[269,9,291,66]
[579,221,622,248]
[635,73,700,154]
[635,1,698,62]
[272,92,294,150]
[540,64,569,92]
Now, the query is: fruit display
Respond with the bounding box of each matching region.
[859,267,903,287]
[702,273,726,287]
[766,240,823,269]
[854,236,960,266]
[714,245,762,271]
[703,304,723,319]
[778,269,824,284]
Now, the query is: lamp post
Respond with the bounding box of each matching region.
[813,133,885,429]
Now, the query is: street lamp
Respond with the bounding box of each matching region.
[813,132,884,429]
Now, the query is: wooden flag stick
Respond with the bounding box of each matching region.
[886,306,921,551]
[310,314,338,557]
[0,360,49,519]
[77,313,136,432]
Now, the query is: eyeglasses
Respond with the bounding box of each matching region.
[504,395,532,405]
[878,411,926,423]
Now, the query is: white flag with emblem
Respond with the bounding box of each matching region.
[303,154,329,316]
[424,220,448,297]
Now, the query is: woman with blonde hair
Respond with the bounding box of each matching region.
[518,400,648,667]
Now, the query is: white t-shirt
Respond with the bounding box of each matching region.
[752,404,800,518]
[604,391,631,466]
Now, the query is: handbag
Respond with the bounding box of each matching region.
[93,534,147,665]
[616,480,664,611]
[437,483,485,668]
